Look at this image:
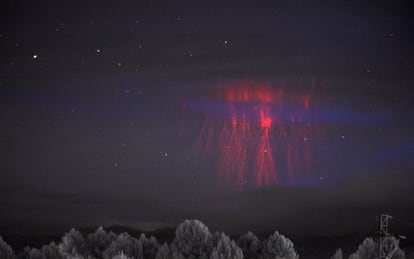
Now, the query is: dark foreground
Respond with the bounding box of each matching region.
[1,222,414,258]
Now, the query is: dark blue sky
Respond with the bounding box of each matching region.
[0,0,413,235]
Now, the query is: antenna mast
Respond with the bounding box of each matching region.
[379,214,395,259]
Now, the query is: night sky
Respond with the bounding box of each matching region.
[1,0,414,236]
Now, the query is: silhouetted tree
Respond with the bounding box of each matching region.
[211,232,243,259]
[237,231,262,259]
[138,233,159,259]
[330,248,343,259]
[17,242,62,259]
[39,242,62,259]
[349,237,405,259]
[155,243,171,259]
[17,247,41,259]
[103,232,140,259]
[0,236,15,259]
[87,226,117,258]
[172,219,213,259]
[112,251,133,259]
[59,228,89,258]
[261,231,298,259]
